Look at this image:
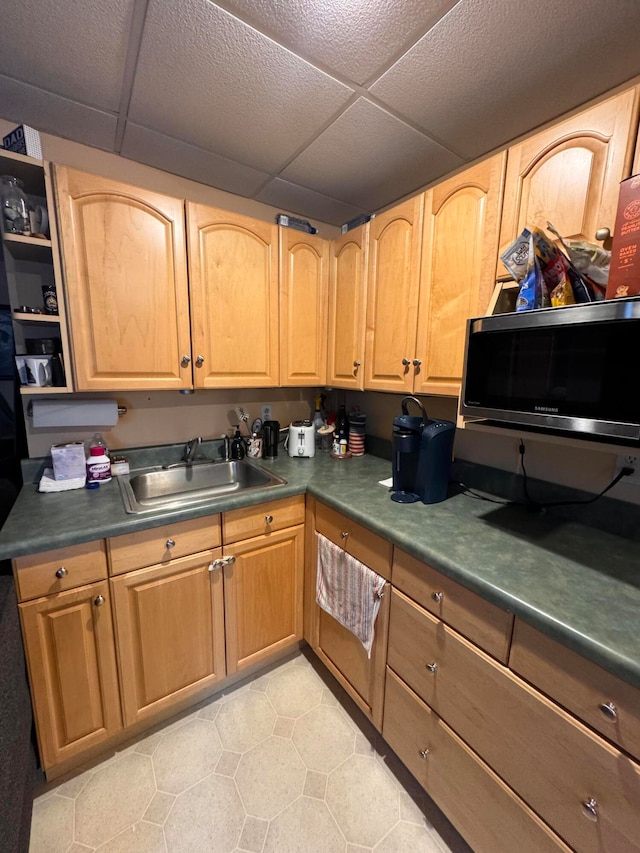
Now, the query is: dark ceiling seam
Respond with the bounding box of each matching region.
[114,0,152,153]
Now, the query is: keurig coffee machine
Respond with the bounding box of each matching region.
[391,396,455,505]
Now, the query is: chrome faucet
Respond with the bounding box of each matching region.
[184,436,203,463]
[221,435,231,462]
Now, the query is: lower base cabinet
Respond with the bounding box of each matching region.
[19,580,122,770]
[383,669,570,853]
[111,550,226,727]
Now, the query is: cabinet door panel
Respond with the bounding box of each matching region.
[499,88,640,260]
[327,225,368,389]
[54,167,191,390]
[280,229,328,386]
[416,154,505,396]
[187,204,279,388]
[20,581,122,770]
[365,196,424,392]
[224,526,304,673]
[111,551,225,727]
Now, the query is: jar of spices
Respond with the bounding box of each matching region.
[0,176,31,235]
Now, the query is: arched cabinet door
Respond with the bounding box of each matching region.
[327,225,369,390]
[364,195,424,393]
[54,167,192,390]
[187,203,279,388]
[415,153,506,397]
[498,87,640,262]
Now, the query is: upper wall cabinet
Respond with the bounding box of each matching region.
[279,228,329,387]
[54,168,192,391]
[415,153,506,396]
[187,204,279,389]
[499,88,640,259]
[364,196,425,393]
[327,224,369,390]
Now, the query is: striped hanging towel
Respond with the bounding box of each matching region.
[316,532,386,658]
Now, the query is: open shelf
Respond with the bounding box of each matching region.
[12,312,60,324]
[0,150,45,195]
[3,233,52,261]
[20,385,72,396]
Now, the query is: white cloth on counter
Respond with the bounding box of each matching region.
[316,532,386,658]
[38,468,86,492]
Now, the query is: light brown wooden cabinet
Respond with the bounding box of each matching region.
[279,228,329,386]
[308,500,391,730]
[416,153,505,395]
[327,224,369,390]
[54,167,192,391]
[364,195,425,393]
[19,579,122,771]
[110,550,226,727]
[187,203,279,388]
[498,87,640,261]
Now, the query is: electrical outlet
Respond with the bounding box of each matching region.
[617,454,640,485]
[261,404,272,422]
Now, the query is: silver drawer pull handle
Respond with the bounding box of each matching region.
[340,531,349,539]
[581,798,598,821]
[265,515,273,524]
[94,595,105,607]
[224,555,236,566]
[375,589,385,600]
[599,701,617,721]
[419,748,429,760]
[432,591,443,603]
[166,539,176,549]
[55,567,68,579]
[425,662,438,674]
[209,560,223,571]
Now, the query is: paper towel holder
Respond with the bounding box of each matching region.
[26,401,127,419]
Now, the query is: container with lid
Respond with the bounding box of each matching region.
[86,446,111,484]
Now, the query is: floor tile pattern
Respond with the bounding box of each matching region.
[30,650,472,852]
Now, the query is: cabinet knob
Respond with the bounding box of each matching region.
[55,567,68,579]
[595,227,611,242]
[195,355,204,367]
[581,798,598,821]
[181,355,191,367]
[419,748,430,760]
[166,539,176,549]
[353,361,361,368]
[412,359,421,367]
[94,594,105,607]
[432,591,443,603]
[425,662,438,674]
[402,358,411,366]
[265,515,274,524]
[340,531,349,539]
[599,701,617,721]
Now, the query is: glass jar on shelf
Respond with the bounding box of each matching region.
[0,175,31,235]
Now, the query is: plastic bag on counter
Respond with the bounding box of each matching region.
[547,223,607,300]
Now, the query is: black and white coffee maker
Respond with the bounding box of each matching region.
[391,396,455,505]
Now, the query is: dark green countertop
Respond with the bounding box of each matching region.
[2,447,639,689]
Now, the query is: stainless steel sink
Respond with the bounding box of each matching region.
[117,460,287,514]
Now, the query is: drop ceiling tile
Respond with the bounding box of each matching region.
[255,178,365,227]
[0,75,117,150]
[220,0,460,85]
[121,123,269,196]
[371,0,640,161]
[128,0,354,174]
[280,98,462,211]
[0,0,135,111]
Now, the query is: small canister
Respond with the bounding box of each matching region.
[86,446,112,484]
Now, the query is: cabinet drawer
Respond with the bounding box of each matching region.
[108,515,221,575]
[223,495,305,543]
[315,502,391,580]
[510,618,640,761]
[13,541,108,602]
[383,669,570,853]
[393,548,513,662]
[388,588,640,853]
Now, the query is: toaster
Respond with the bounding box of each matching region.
[287,420,316,458]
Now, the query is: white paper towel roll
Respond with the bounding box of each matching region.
[32,399,119,428]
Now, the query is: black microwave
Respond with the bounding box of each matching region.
[461,297,640,442]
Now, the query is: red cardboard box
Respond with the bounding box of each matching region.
[606,174,640,299]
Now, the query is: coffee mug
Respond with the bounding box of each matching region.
[24,355,52,386]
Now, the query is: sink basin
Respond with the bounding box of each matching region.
[117,460,287,514]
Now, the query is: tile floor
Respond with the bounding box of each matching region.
[30,650,472,853]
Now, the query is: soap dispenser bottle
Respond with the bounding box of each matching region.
[230,426,246,460]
